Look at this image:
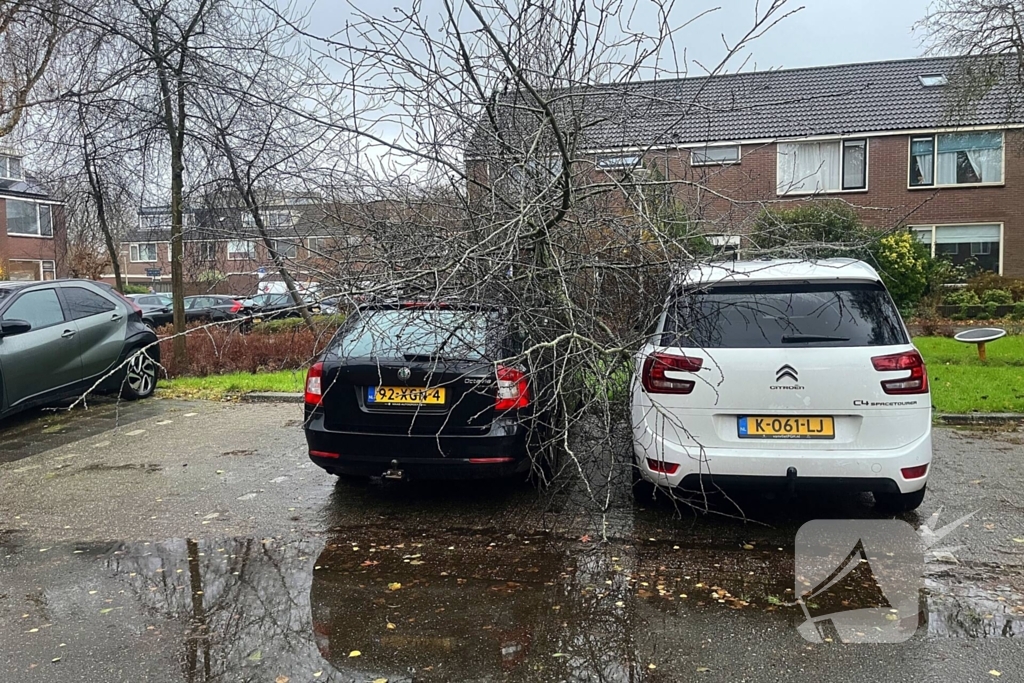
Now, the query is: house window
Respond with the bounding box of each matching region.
[7,200,52,237]
[269,240,298,259]
[241,210,293,229]
[306,236,332,254]
[196,242,216,261]
[227,239,255,260]
[776,139,867,195]
[690,145,740,166]
[909,132,1003,187]
[129,243,159,262]
[919,74,948,87]
[596,154,642,170]
[138,211,194,230]
[7,259,55,281]
[912,224,1001,273]
[0,154,23,180]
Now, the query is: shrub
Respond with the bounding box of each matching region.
[156,322,333,378]
[1013,302,1024,320]
[869,231,930,311]
[967,273,1024,301]
[254,314,345,334]
[945,288,980,307]
[749,201,874,259]
[123,283,151,294]
[981,289,1014,305]
[982,301,1000,319]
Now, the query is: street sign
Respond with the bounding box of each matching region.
[145,268,161,278]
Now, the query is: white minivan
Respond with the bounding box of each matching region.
[632,259,931,512]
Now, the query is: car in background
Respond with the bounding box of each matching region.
[183,295,249,323]
[303,302,536,480]
[249,292,320,322]
[127,293,173,328]
[631,259,931,513]
[0,279,159,419]
[318,295,344,315]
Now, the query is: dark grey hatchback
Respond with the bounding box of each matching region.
[303,303,534,480]
[0,280,159,419]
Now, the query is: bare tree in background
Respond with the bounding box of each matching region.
[0,0,63,137]
[918,0,1024,118]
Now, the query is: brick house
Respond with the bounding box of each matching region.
[471,55,1024,275]
[0,150,65,281]
[112,198,372,295]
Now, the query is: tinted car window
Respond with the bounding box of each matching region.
[662,282,908,348]
[3,289,65,329]
[333,309,496,359]
[62,286,117,320]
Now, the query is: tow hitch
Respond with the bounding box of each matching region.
[383,460,405,481]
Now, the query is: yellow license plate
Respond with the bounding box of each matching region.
[368,386,446,405]
[738,416,834,439]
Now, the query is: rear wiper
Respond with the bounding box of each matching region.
[781,334,850,343]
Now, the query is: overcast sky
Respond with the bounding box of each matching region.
[307,0,936,75]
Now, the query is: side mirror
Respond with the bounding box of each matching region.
[0,319,32,337]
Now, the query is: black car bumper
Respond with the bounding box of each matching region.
[304,412,530,480]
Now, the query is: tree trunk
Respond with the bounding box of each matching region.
[170,141,187,367]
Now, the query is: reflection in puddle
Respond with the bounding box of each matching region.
[0,531,1021,681]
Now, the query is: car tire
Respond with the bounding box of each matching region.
[121,347,158,400]
[874,486,926,514]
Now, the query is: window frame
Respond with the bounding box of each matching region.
[689,144,741,167]
[7,259,55,282]
[6,200,54,238]
[907,131,1005,189]
[775,137,869,196]
[0,154,23,181]
[129,242,159,263]
[227,239,256,261]
[195,241,217,261]
[2,286,65,329]
[595,154,644,171]
[269,239,299,259]
[911,222,1004,274]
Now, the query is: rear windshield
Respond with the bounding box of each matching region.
[661,282,908,348]
[332,309,498,360]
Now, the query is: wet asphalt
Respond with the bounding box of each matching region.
[0,397,1022,682]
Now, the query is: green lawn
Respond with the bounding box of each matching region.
[158,370,304,400]
[157,335,1024,414]
[915,335,1024,414]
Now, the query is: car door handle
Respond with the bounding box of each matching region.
[61,329,76,339]
[111,313,123,322]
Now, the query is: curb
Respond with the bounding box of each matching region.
[241,392,304,404]
[937,413,1024,426]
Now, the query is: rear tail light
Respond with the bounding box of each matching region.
[230,300,243,313]
[495,365,529,411]
[305,362,323,405]
[901,464,928,480]
[871,350,928,395]
[641,352,703,394]
[646,458,680,475]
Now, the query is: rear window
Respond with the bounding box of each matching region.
[332,309,497,360]
[662,282,908,348]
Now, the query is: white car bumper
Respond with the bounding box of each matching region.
[633,422,932,494]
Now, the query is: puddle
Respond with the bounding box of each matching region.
[0,529,1021,681]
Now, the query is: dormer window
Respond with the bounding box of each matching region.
[0,154,23,181]
[919,74,948,87]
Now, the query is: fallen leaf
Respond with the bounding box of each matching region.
[742,544,754,550]
[1012,538,1024,544]
[349,650,361,658]
[99,608,114,614]
[51,657,61,663]
[697,667,711,673]
[989,671,1001,677]
[386,622,396,630]
[579,534,592,543]
[648,663,657,670]
[312,672,322,678]
[247,650,262,662]
[373,679,388,683]
[275,677,289,683]
[388,582,402,591]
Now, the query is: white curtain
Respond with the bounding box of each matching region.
[936,133,1003,184]
[936,151,960,184]
[967,148,1001,183]
[777,142,841,194]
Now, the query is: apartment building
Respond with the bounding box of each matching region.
[0,150,65,281]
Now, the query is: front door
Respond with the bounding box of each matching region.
[0,287,81,409]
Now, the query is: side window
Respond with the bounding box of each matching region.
[2,289,65,329]
[62,287,117,320]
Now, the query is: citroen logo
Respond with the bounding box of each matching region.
[776,364,798,383]
[397,367,411,381]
